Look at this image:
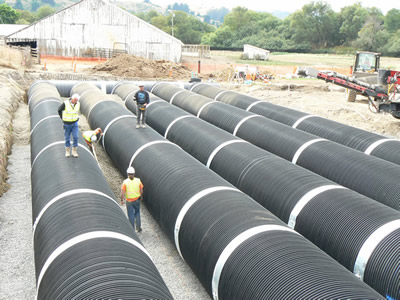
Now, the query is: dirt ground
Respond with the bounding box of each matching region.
[1,47,400,298]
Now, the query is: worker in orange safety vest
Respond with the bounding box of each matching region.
[120,166,143,232]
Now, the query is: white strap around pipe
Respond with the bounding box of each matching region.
[170,90,185,104]
[174,186,241,260]
[87,100,115,124]
[30,115,60,135]
[288,185,346,229]
[128,140,180,168]
[32,189,119,236]
[197,101,216,118]
[36,231,152,298]
[212,225,298,300]
[206,140,248,168]
[246,101,263,111]
[364,139,398,155]
[292,115,317,129]
[164,115,196,139]
[232,115,263,136]
[214,90,228,101]
[292,138,326,164]
[31,99,61,113]
[353,219,400,281]
[102,115,136,149]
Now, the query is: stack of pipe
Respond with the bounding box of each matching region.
[114,82,400,299]
[29,82,173,299]
[70,82,384,299]
[188,83,400,166]
[149,83,400,212]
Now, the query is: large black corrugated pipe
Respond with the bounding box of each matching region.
[73,83,383,299]
[151,83,400,211]
[119,82,400,299]
[28,82,173,299]
[189,82,400,166]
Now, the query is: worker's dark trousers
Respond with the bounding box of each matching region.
[136,107,146,125]
[126,199,141,230]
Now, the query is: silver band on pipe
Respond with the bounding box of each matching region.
[197,101,216,118]
[165,115,196,139]
[150,82,163,93]
[207,140,248,168]
[189,82,205,92]
[212,225,298,300]
[170,90,185,104]
[246,101,263,111]
[288,185,346,229]
[146,100,164,108]
[174,186,241,260]
[31,100,61,113]
[364,139,398,155]
[232,115,262,136]
[87,100,115,124]
[292,115,317,129]
[353,219,400,281]
[128,140,180,168]
[30,115,59,135]
[214,90,228,101]
[36,231,153,298]
[292,138,326,164]
[123,90,137,104]
[110,81,128,95]
[102,115,136,148]
[32,142,93,169]
[32,189,119,235]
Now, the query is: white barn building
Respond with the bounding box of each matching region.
[243,44,270,61]
[7,0,183,62]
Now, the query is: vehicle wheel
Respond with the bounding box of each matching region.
[346,89,357,102]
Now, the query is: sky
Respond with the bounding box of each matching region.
[149,0,397,15]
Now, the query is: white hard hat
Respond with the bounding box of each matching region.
[71,93,80,101]
[91,135,97,142]
[127,166,135,174]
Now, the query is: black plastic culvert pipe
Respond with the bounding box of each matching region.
[28,82,173,300]
[117,82,400,299]
[189,82,400,167]
[75,83,386,299]
[150,82,400,212]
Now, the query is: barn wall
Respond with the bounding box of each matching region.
[8,0,183,62]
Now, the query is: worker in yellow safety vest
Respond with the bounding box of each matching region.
[120,166,143,232]
[82,128,102,152]
[57,94,80,158]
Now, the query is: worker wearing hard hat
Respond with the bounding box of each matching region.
[82,128,102,152]
[134,84,150,129]
[58,94,80,158]
[120,166,143,232]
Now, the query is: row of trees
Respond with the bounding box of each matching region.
[138,2,400,56]
[0,3,56,24]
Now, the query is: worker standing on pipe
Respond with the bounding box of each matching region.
[134,84,150,129]
[82,128,102,152]
[58,94,80,158]
[120,167,143,232]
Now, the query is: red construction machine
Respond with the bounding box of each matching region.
[306,52,400,118]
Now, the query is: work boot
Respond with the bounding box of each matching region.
[137,227,142,232]
[136,124,140,129]
[72,147,79,158]
[141,123,146,128]
[65,147,71,157]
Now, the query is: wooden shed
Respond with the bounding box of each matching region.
[6,0,183,63]
[243,44,270,61]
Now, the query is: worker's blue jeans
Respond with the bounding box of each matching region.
[136,106,146,125]
[64,122,79,147]
[126,199,141,230]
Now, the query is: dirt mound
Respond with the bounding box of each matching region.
[90,54,193,80]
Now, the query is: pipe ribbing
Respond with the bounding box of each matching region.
[28,82,173,299]
[190,83,400,166]
[151,83,400,211]
[118,82,400,298]
[77,83,382,299]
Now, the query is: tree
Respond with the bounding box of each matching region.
[16,9,35,24]
[41,0,56,7]
[223,6,249,32]
[352,15,385,51]
[385,9,400,33]
[35,5,56,20]
[205,7,229,24]
[289,1,340,48]
[338,4,369,44]
[0,3,19,24]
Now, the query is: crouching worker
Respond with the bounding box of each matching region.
[120,167,143,232]
[82,128,102,152]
